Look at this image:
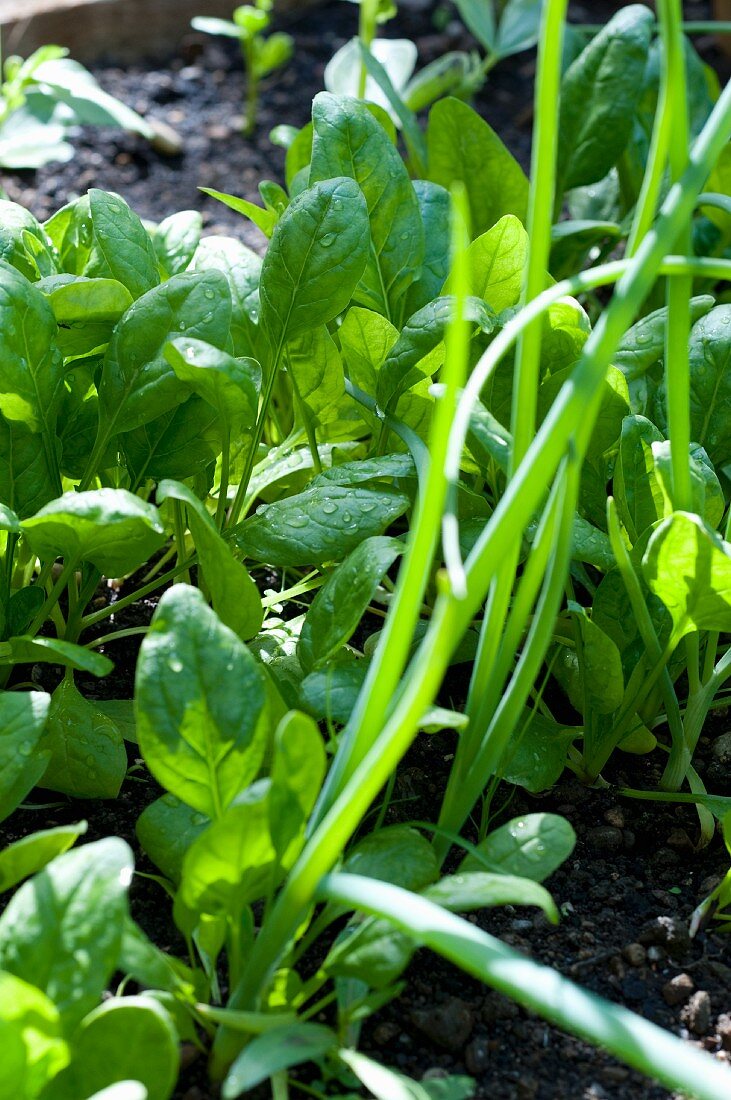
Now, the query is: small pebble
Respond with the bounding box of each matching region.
[465,1036,491,1074]
[587,826,624,853]
[716,1013,731,1052]
[622,943,646,967]
[410,998,473,1052]
[639,915,691,960]
[681,990,712,1036]
[662,973,694,1006]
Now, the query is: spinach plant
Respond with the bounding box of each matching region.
[0,44,153,169]
[192,2,293,135]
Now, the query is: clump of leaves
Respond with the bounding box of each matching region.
[192,1,293,135]
[0,44,153,169]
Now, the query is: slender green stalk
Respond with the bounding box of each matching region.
[318,873,731,1100]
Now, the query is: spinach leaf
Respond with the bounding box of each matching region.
[557,5,654,194]
[258,177,369,359]
[427,98,529,235]
[0,837,133,1029]
[269,711,325,868]
[136,794,209,885]
[38,679,127,800]
[84,189,159,300]
[0,691,51,825]
[459,813,576,882]
[0,971,68,1098]
[401,180,451,316]
[0,822,87,894]
[298,536,404,673]
[191,236,262,358]
[152,209,203,278]
[310,92,423,322]
[135,585,268,818]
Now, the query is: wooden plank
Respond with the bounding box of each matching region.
[0,0,318,62]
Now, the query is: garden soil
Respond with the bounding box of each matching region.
[1,2,730,1098]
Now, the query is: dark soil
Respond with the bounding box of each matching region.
[2,1,730,1098]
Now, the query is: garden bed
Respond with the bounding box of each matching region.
[1,3,730,1099]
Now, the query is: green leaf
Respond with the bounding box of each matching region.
[84,190,160,300]
[299,662,368,725]
[157,480,263,640]
[0,838,133,1029]
[0,417,58,518]
[98,270,232,436]
[0,971,68,1098]
[299,536,403,673]
[560,605,625,717]
[613,415,666,544]
[136,794,209,885]
[498,710,577,794]
[135,585,268,818]
[642,511,731,638]
[22,489,165,575]
[0,200,58,280]
[446,213,527,312]
[180,779,275,915]
[0,261,63,438]
[310,93,423,321]
[284,326,347,430]
[557,5,654,194]
[199,188,277,238]
[94,700,137,744]
[377,294,498,411]
[164,337,259,434]
[85,1084,148,1100]
[339,1049,440,1100]
[269,711,325,867]
[494,0,542,59]
[427,98,528,236]
[344,826,438,892]
[222,1023,336,1098]
[3,636,113,677]
[152,210,202,278]
[0,822,87,893]
[655,305,731,469]
[258,177,369,356]
[191,236,261,358]
[39,274,133,327]
[232,483,410,567]
[120,396,222,484]
[401,181,451,316]
[459,813,576,882]
[451,0,495,51]
[653,441,725,532]
[0,690,51,824]
[38,679,127,800]
[51,997,178,1100]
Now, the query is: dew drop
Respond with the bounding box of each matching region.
[178,320,187,331]
[18,740,32,757]
[320,232,337,248]
[168,657,183,673]
[322,501,337,515]
[286,514,308,528]
[204,288,215,300]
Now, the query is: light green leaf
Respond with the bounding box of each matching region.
[223,1023,336,1098]
[0,971,68,1098]
[152,210,202,278]
[269,711,325,867]
[22,489,165,576]
[0,822,87,893]
[0,262,63,438]
[446,213,527,312]
[0,691,51,825]
[0,838,133,1029]
[459,814,576,882]
[84,190,159,300]
[135,585,268,817]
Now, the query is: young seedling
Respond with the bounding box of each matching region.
[192,2,293,136]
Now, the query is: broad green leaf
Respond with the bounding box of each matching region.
[94,700,136,744]
[445,213,527,312]
[164,337,259,434]
[557,605,625,717]
[120,396,221,483]
[655,305,731,469]
[223,1023,336,1098]
[180,780,275,915]
[377,295,498,410]
[401,181,451,316]
[498,710,577,794]
[43,196,92,275]
[84,190,159,300]
[98,270,232,436]
[157,480,263,640]
[22,489,165,576]
[283,326,346,430]
[152,210,202,278]
[3,637,112,677]
[557,5,654,193]
[191,236,261,358]
[613,415,665,544]
[0,822,86,893]
[299,662,368,725]
[38,679,127,800]
[269,711,325,867]
[344,826,438,892]
[298,536,403,673]
[0,416,57,518]
[325,915,414,988]
[136,794,209,885]
[494,0,542,59]
[39,274,132,326]
[0,691,50,825]
[258,177,369,356]
[451,0,495,50]
[50,997,177,1100]
[0,200,58,281]
[0,838,133,1029]
[427,98,528,235]
[642,512,731,638]
[0,971,68,1098]
[0,262,63,438]
[323,37,417,123]
[459,813,576,882]
[233,483,410,567]
[135,585,268,817]
[310,93,423,320]
[614,296,715,384]
[652,441,725,532]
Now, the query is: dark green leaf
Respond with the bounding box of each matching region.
[38,678,127,799]
[460,814,576,882]
[0,690,50,824]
